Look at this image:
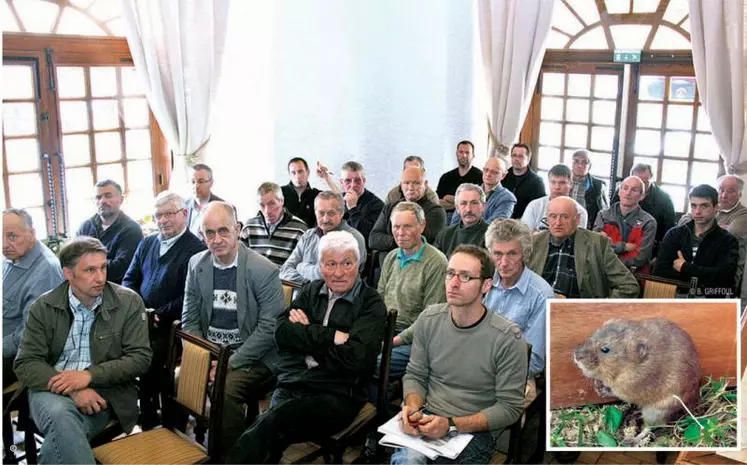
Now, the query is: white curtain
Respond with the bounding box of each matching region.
[477,0,554,157]
[121,0,229,192]
[688,0,745,172]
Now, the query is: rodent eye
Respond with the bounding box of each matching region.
[600,345,610,354]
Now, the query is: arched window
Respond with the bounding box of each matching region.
[3,0,168,244]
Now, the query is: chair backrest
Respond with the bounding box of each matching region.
[554,293,566,299]
[375,310,398,415]
[635,272,696,298]
[281,280,302,308]
[163,321,230,458]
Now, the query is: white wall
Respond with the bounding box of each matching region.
[208,0,486,220]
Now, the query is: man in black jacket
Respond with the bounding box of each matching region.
[612,163,676,258]
[653,184,739,298]
[569,149,608,229]
[282,157,321,228]
[503,143,546,219]
[226,230,386,464]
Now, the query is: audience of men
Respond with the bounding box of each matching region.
[225,231,386,464]
[370,167,446,265]
[612,163,675,258]
[393,245,527,465]
[450,156,516,225]
[3,209,63,388]
[522,165,589,231]
[569,150,609,229]
[76,179,143,284]
[122,191,206,429]
[502,143,546,219]
[527,196,640,298]
[280,191,366,283]
[182,201,286,457]
[434,184,489,256]
[593,176,657,273]
[385,156,439,205]
[483,219,553,382]
[186,164,224,238]
[654,184,739,298]
[14,237,152,465]
[281,157,321,228]
[240,182,308,267]
[436,141,483,215]
[318,161,384,247]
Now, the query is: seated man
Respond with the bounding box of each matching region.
[392,245,527,465]
[186,163,224,238]
[282,157,321,228]
[280,191,366,283]
[317,161,384,247]
[522,164,589,231]
[449,156,515,225]
[183,201,287,454]
[225,231,386,463]
[483,219,553,382]
[385,156,440,205]
[568,149,609,229]
[76,179,143,284]
[14,237,152,465]
[240,182,308,266]
[434,183,489,256]
[593,176,657,273]
[503,143,546,219]
[370,167,446,265]
[436,140,484,216]
[654,184,739,298]
[122,191,206,428]
[3,209,63,388]
[527,197,639,298]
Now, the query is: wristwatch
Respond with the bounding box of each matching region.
[447,417,458,438]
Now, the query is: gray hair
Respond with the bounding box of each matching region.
[572,149,591,161]
[257,182,284,201]
[455,183,486,204]
[317,230,360,264]
[403,156,426,172]
[59,236,108,269]
[95,179,123,194]
[154,190,186,210]
[3,208,34,229]
[622,175,646,195]
[630,163,653,176]
[341,161,365,178]
[390,201,425,224]
[191,163,214,178]
[484,219,533,260]
[718,174,745,193]
[315,191,344,212]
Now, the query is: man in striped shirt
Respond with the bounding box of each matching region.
[240,182,308,267]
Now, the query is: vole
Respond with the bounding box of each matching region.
[573,318,701,443]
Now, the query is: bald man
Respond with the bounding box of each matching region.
[593,176,657,273]
[449,157,516,225]
[527,196,639,298]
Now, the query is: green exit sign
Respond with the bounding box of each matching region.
[614,50,641,63]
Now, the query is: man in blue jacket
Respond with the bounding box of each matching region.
[122,191,206,428]
[76,180,142,284]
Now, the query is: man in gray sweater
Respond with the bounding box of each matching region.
[392,245,528,465]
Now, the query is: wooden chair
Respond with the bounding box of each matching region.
[281,279,303,308]
[294,310,398,464]
[92,321,231,464]
[635,273,699,298]
[3,382,34,465]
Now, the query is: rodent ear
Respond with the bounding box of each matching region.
[636,341,648,361]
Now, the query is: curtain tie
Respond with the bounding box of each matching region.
[177,136,211,166]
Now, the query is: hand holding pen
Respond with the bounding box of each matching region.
[401,403,427,436]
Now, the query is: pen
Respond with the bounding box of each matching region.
[407,404,427,418]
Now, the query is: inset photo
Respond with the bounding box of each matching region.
[548,299,740,451]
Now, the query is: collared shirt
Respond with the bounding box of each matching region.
[212,251,239,270]
[483,266,554,377]
[395,237,428,269]
[542,234,580,298]
[55,288,103,372]
[159,229,187,257]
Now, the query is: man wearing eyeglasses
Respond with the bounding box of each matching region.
[569,149,609,229]
[122,191,205,429]
[76,179,143,284]
[391,245,527,465]
[186,164,224,239]
[527,196,639,298]
[182,201,286,456]
[448,157,516,226]
[226,231,386,463]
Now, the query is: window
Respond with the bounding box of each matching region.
[3,1,168,242]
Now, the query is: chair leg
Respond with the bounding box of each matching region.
[2,411,18,465]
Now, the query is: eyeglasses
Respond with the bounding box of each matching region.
[444,269,484,283]
[547,213,573,223]
[203,227,234,241]
[491,250,521,262]
[191,179,212,185]
[321,260,356,271]
[154,209,183,220]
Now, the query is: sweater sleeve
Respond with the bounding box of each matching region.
[423,206,447,243]
[401,312,430,400]
[279,233,309,283]
[481,332,527,431]
[107,224,143,284]
[369,207,396,252]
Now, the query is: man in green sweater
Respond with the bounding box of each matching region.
[434,183,489,256]
[392,245,527,465]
